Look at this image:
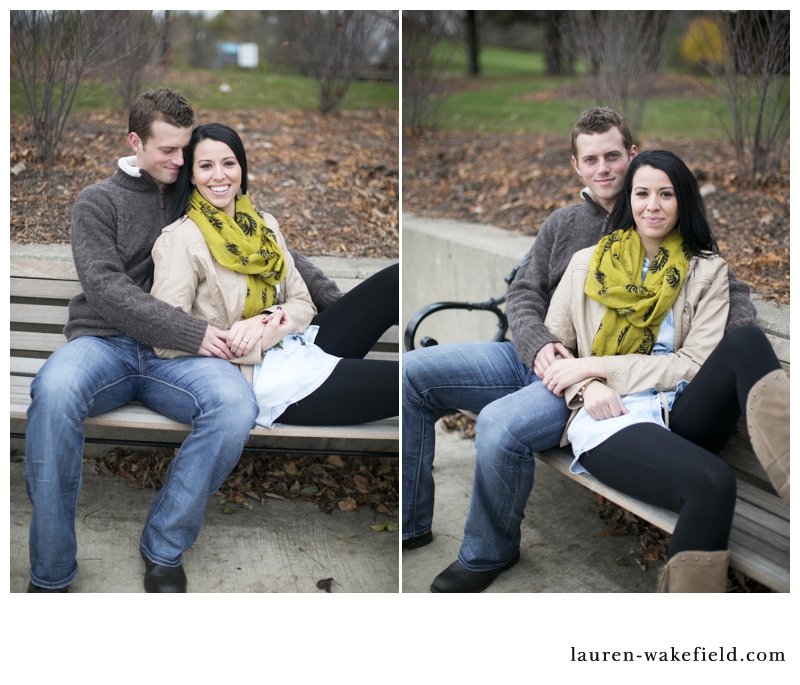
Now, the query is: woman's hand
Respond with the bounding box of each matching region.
[261,308,297,351]
[228,316,268,358]
[581,381,629,421]
[541,357,604,396]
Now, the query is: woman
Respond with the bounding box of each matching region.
[541,150,789,592]
[150,123,398,428]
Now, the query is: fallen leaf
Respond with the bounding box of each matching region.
[298,485,319,497]
[338,497,357,512]
[369,521,399,532]
[325,455,347,469]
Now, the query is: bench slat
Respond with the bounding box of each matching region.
[11,331,67,354]
[10,357,46,376]
[735,479,790,521]
[12,303,69,326]
[11,277,83,300]
[725,529,790,592]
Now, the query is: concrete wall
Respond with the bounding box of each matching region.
[402,213,534,349]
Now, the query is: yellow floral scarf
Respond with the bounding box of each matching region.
[186,190,286,318]
[585,227,691,356]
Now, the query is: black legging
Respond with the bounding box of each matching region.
[579,326,780,556]
[279,264,398,426]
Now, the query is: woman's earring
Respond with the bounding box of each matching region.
[236,188,243,200]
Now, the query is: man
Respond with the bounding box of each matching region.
[402,107,757,593]
[25,88,341,593]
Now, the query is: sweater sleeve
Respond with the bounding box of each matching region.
[505,215,561,368]
[290,249,343,312]
[725,265,757,332]
[70,187,207,352]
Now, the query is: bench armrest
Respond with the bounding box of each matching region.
[403,297,509,351]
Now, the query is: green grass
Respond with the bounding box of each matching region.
[424,45,738,140]
[439,85,732,140]
[446,43,547,77]
[10,68,398,116]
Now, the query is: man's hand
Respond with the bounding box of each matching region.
[197,324,234,360]
[582,381,629,421]
[541,356,601,396]
[533,341,574,378]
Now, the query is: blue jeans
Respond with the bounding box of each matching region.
[402,342,571,571]
[25,335,258,589]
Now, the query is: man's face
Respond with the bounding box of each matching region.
[128,119,192,188]
[572,128,637,213]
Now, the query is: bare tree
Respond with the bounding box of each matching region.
[291,10,376,114]
[695,11,789,187]
[101,11,160,110]
[403,11,458,135]
[11,10,119,164]
[563,11,671,138]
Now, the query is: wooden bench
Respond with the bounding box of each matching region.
[405,303,790,593]
[11,257,399,459]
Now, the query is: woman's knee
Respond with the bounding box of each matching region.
[717,325,773,362]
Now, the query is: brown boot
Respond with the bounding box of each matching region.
[747,370,790,504]
[657,551,729,593]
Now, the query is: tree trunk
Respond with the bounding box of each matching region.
[465,10,479,76]
[544,11,562,75]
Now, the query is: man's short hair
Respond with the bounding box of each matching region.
[571,107,633,158]
[128,87,194,144]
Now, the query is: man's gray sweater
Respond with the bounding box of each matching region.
[506,189,758,370]
[66,164,342,353]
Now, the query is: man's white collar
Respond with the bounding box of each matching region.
[118,156,142,177]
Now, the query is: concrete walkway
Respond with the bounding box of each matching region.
[10,459,399,593]
[402,423,657,593]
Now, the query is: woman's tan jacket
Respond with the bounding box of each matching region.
[544,245,731,411]
[150,212,317,375]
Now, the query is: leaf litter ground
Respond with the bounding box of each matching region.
[11,108,398,259]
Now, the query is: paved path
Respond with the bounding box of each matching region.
[11,459,399,593]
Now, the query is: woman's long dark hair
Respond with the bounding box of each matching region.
[609,150,718,257]
[170,123,249,223]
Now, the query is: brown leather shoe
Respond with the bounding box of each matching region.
[141,550,187,593]
[27,581,69,593]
